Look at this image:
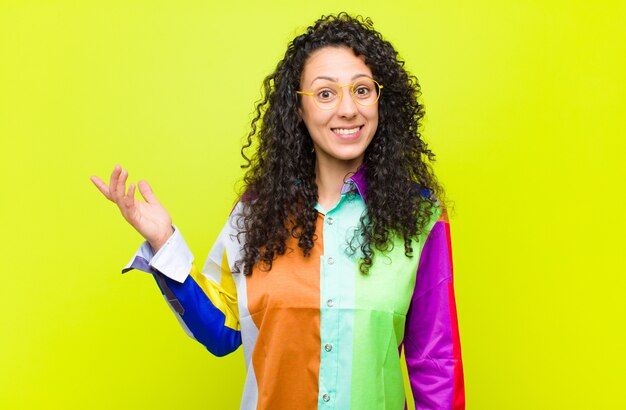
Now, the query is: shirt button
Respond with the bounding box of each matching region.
[323,394,330,402]
[327,257,335,265]
[324,343,333,352]
[327,217,334,225]
[326,299,334,307]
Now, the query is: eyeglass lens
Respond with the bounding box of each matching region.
[312,78,380,109]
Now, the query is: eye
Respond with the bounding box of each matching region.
[354,84,372,98]
[316,88,337,102]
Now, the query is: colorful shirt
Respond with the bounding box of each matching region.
[123,169,465,409]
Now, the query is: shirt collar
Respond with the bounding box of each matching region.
[342,163,368,202]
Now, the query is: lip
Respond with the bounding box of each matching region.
[331,125,364,140]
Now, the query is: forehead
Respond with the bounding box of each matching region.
[300,46,372,85]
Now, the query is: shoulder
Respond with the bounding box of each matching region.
[417,184,440,206]
[415,184,446,238]
[239,189,258,204]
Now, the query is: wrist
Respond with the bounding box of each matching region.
[149,226,174,252]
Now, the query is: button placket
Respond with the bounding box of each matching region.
[320,193,364,409]
[319,210,339,408]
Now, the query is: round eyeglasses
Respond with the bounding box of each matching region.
[296,77,383,110]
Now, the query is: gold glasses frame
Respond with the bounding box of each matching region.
[296,77,383,111]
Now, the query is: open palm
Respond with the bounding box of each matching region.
[90,165,174,251]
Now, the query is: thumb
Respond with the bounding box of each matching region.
[137,180,160,205]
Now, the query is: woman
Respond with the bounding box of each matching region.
[91,13,465,410]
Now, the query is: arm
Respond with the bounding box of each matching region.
[404,209,465,409]
[122,222,242,357]
[91,165,241,356]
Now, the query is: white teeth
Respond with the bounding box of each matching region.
[333,127,361,135]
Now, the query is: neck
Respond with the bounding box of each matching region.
[315,154,363,212]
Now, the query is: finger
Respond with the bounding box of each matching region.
[115,168,128,205]
[121,182,135,210]
[127,182,135,199]
[90,175,112,201]
[137,180,160,205]
[109,164,122,200]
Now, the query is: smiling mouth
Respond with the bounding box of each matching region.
[331,126,363,135]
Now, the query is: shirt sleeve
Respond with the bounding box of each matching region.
[404,208,465,409]
[121,220,242,357]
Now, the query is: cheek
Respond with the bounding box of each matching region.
[366,107,379,128]
[300,101,320,124]
[303,109,332,130]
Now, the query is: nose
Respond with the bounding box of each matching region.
[336,87,358,118]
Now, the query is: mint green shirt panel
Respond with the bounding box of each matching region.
[315,190,364,409]
[350,206,442,409]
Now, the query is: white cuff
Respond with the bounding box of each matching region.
[147,225,194,283]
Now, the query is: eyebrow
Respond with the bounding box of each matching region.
[309,73,371,86]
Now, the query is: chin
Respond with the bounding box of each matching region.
[331,148,367,162]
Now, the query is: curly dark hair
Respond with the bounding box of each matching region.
[235,12,446,275]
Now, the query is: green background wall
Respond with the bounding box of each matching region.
[1,0,624,408]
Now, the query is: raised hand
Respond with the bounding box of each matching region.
[90,165,174,252]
